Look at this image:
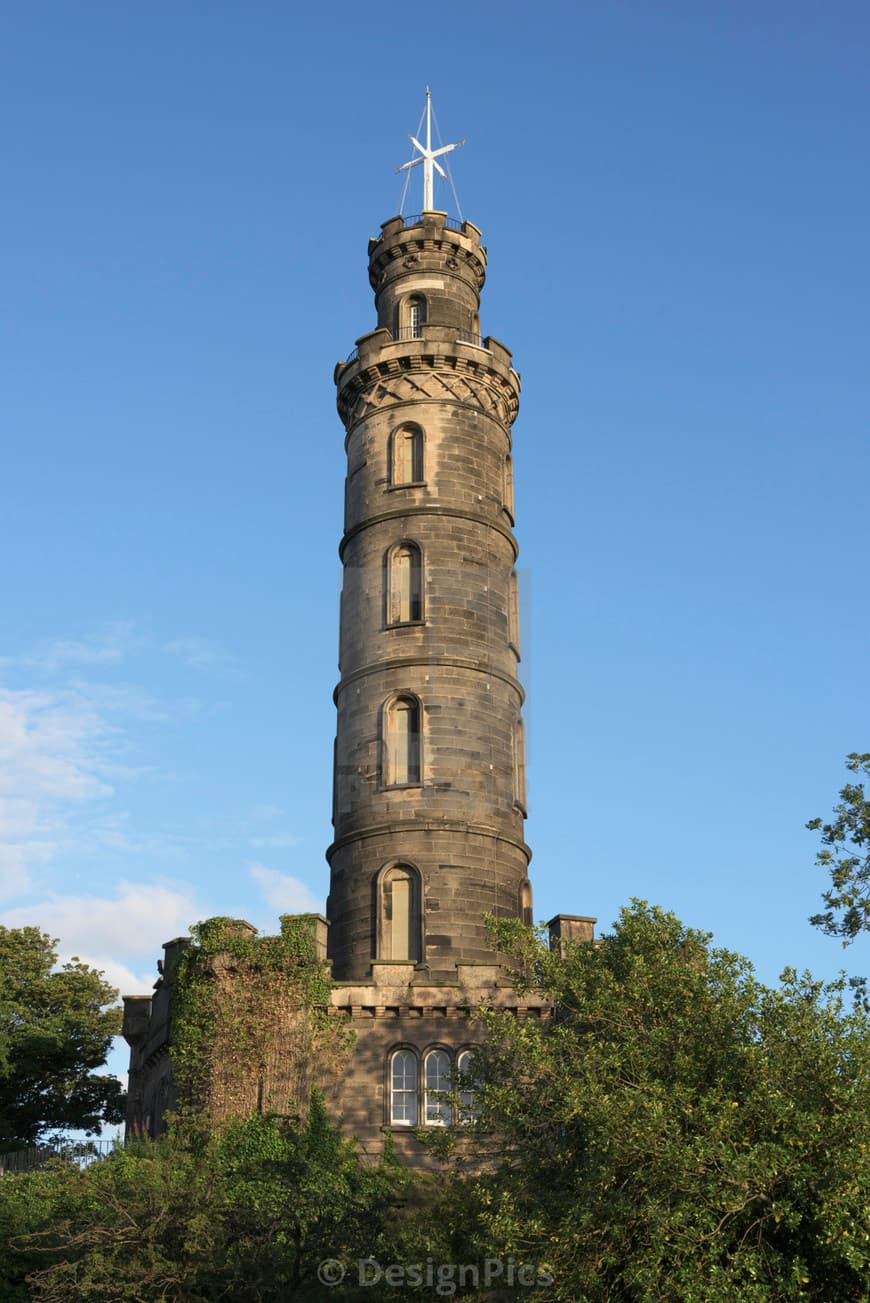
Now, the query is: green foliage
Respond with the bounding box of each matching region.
[0,928,123,1152]
[0,1098,400,1301]
[440,902,870,1301]
[808,752,870,944]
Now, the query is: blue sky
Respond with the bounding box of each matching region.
[2,0,869,1066]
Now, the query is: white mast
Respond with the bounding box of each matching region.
[397,88,464,212]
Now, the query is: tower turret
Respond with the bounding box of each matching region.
[327,209,530,981]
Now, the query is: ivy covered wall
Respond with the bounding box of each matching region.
[166,915,351,1131]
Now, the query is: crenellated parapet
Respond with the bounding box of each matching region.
[367,212,487,300]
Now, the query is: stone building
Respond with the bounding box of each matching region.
[123,105,593,1162]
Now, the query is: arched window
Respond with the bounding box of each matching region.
[514,718,527,815]
[390,425,424,485]
[456,1049,479,1123]
[519,880,533,927]
[377,863,422,962]
[403,295,426,338]
[382,695,421,787]
[424,1049,452,1126]
[386,542,423,625]
[390,1049,418,1126]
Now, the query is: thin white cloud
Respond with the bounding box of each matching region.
[0,622,236,893]
[12,622,143,674]
[2,623,236,680]
[248,864,324,915]
[73,954,156,1001]
[0,688,122,896]
[0,689,115,802]
[0,880,208,1003]
[249,803,284,822]
[162,637,238,675]
[0,880,201,962]
[69,680,169,725]
[0,840,53,898]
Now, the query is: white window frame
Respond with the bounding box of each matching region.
[424,1049,453,1127]
[390,1049,419,1126]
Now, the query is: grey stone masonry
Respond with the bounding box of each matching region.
[328,211,531,981]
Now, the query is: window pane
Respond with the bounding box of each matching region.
[395,549,411,622]
[391,1051,418,1125]
[400,432,413,482]
[379,865,421,963]
[386,697,420,786]
[409,548,422,619]
[411,430,423,481]
[392,874,410,960]
[425,1050,452,1126]
[457,1050,479,1122]
[394,702,410,783]
[394,429,422,484]
[389,545,421,624]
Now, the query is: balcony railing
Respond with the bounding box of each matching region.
[343,327,484,367]
[401,214,463,232]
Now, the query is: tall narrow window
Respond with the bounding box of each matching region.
[383,695,421,786]
[331,736,338,826]
[390,425,424,485]
[503,455,515,521]
[456,1049,479,1123]
[424,1049,452,1126]
[390,1050,418,1126]
[377,864,421,962]
[387,543,422,625]
[514,718,527,814]
[520,880,533,927]
[508,570,520,659]
[406,295,426,338]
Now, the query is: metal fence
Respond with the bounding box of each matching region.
[0,1139,117,1175]
[344,327,484,366]
[401,214,463,232]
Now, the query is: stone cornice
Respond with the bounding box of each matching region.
[339,505,519,562]
[333,657,525,706]
[326,822,532,865]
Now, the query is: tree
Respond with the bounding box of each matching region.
[0,1100,401,1301]
[808,752,870,943]
[0,927,124,1151]
[447,903,870,1301]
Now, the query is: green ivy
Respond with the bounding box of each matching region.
[169,915,344,1126]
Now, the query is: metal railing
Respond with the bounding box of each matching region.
[343,327,486,367]
[0,1139,116,1175]
[401,214,463,232]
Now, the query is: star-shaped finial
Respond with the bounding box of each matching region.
[396,90,464,212]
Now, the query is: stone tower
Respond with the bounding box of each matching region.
[122,112,593,1158]
[327,209,532,981]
